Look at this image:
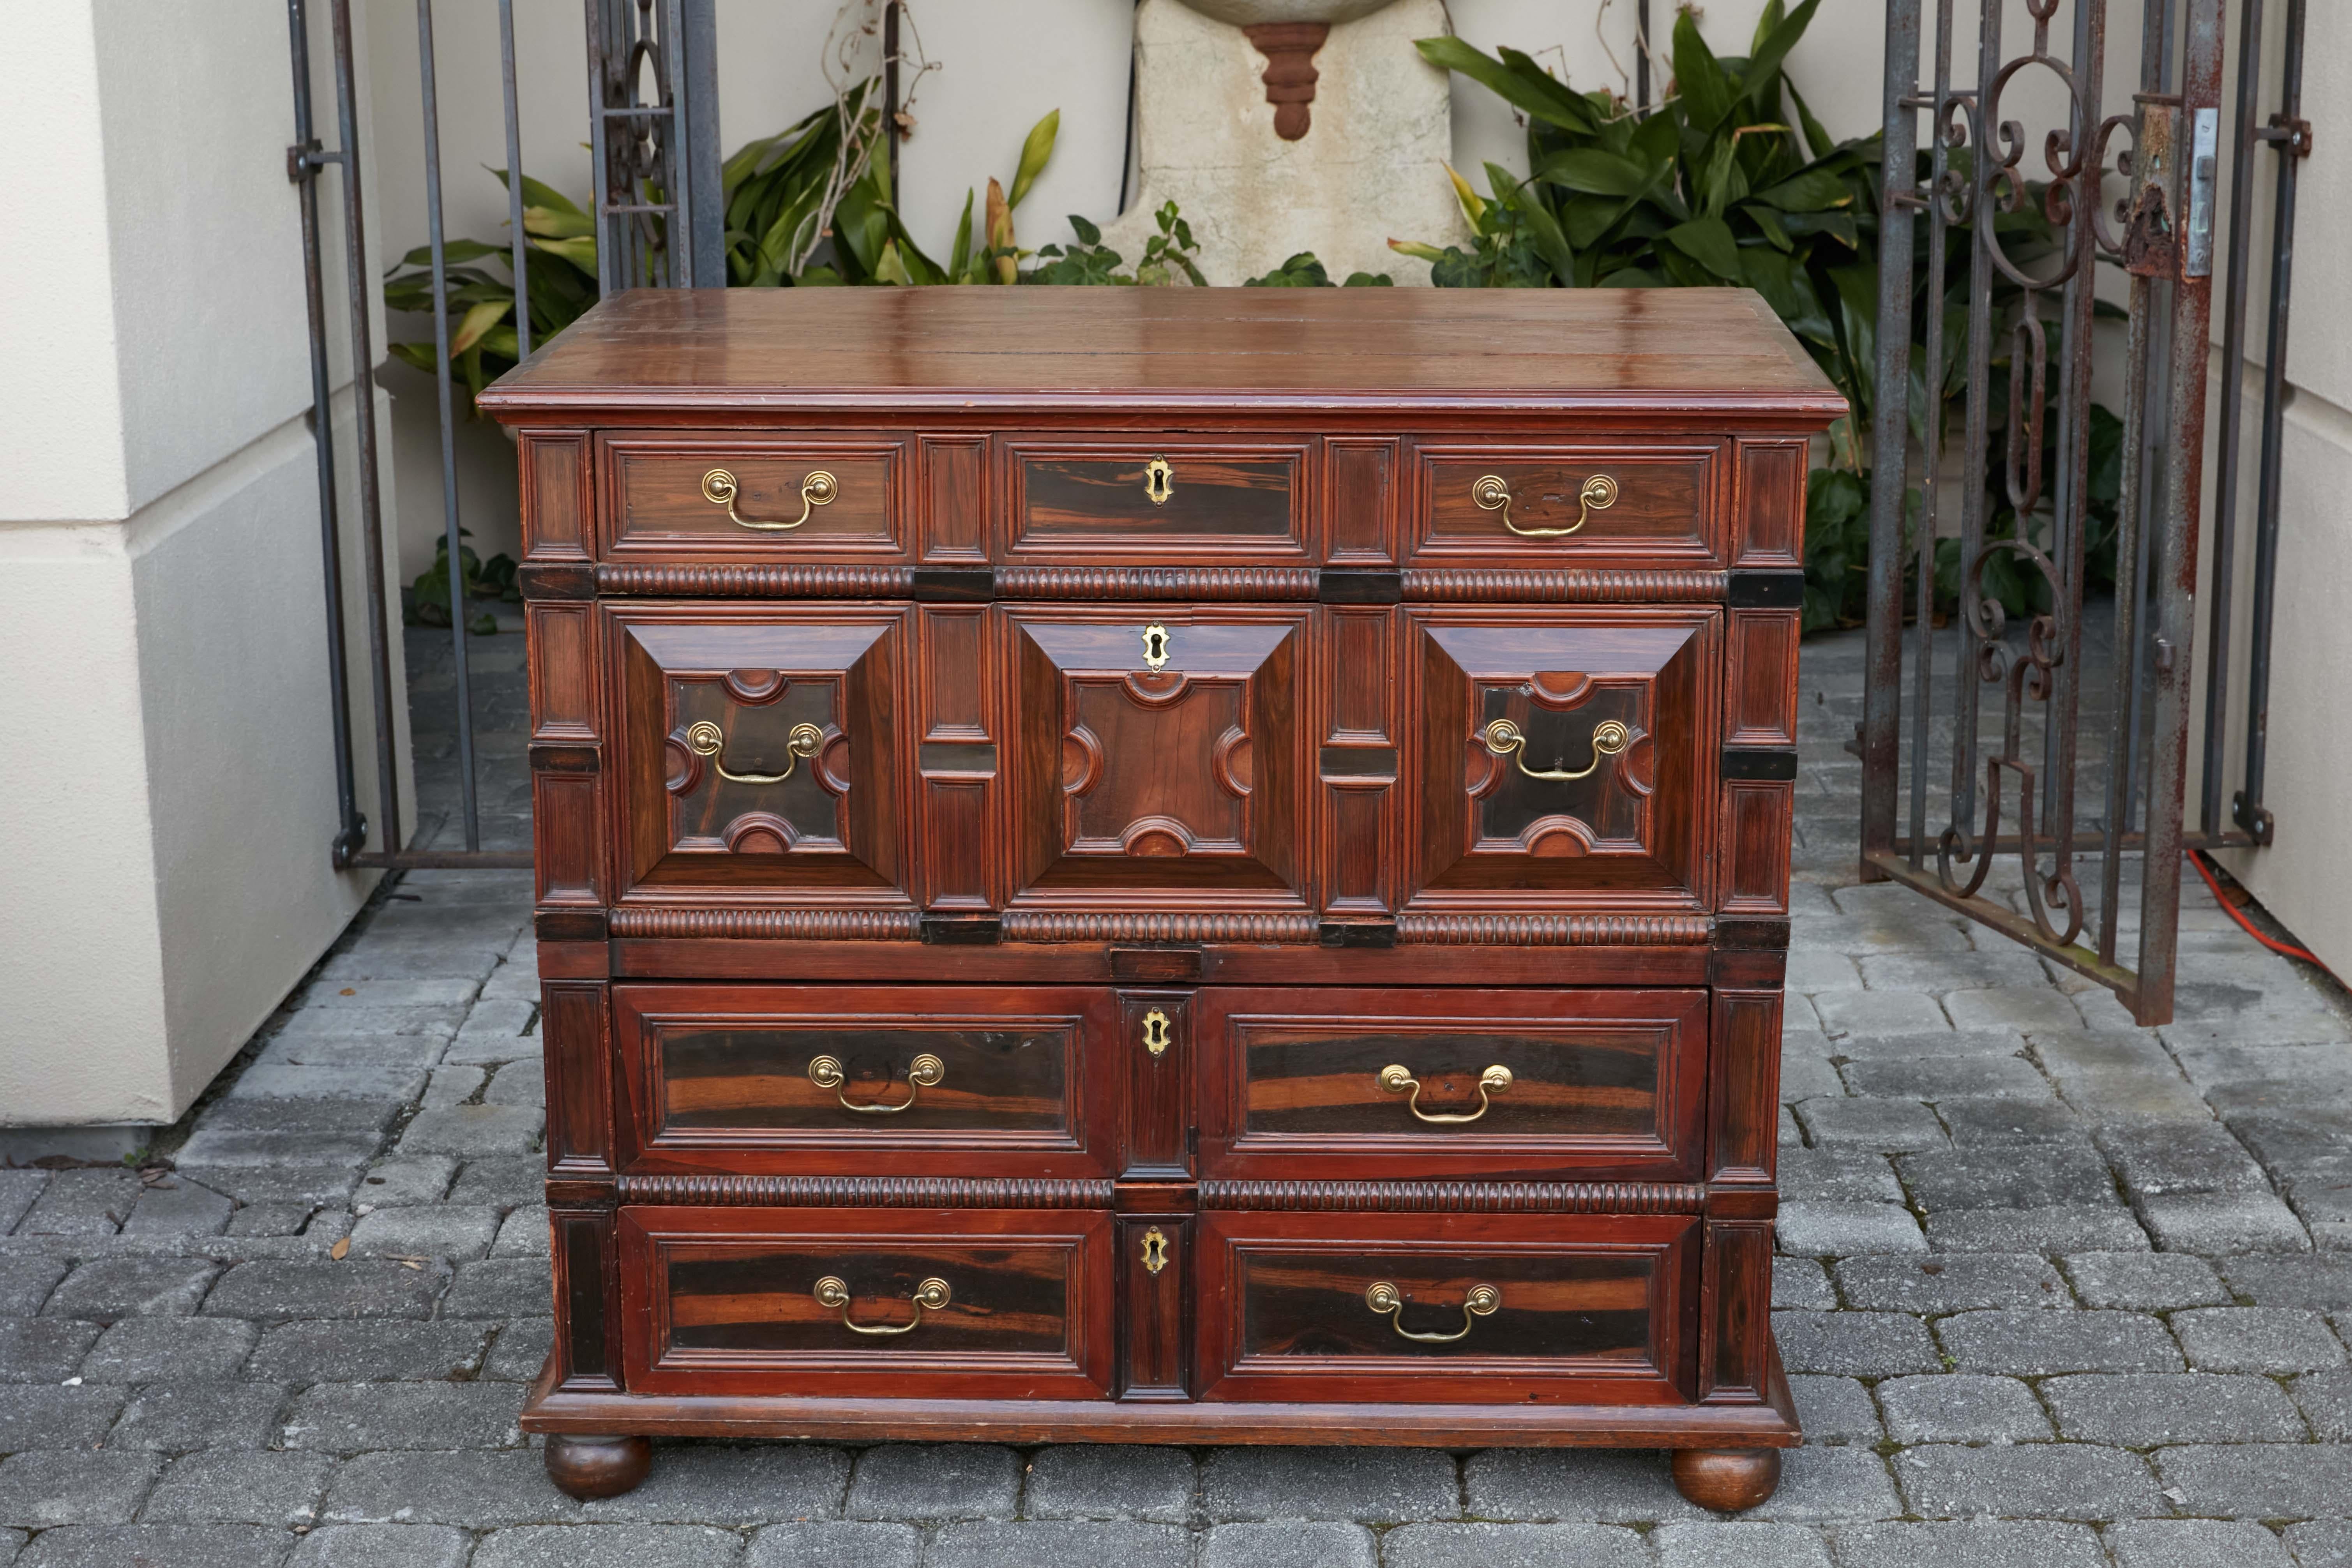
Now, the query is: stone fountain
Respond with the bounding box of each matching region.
[1095,0,1470,284]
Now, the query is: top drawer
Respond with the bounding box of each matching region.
[603,432,909,561]
[1005,437,1311,563]
[1410,441,1724,567]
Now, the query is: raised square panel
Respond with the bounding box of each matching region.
[606,606,913,904]
[1403,606,1720,911]
[1002,606,1313,912]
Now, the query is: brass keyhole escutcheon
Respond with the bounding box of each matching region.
[1141,1008,1171,1058]
[702,467,838,531]
[1141,1227,1170,1276]
[1472,471,1616,537]
[1143,455,1174,505]
[1141,623,1172,671]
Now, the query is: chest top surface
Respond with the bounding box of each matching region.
[475,286,1842,420]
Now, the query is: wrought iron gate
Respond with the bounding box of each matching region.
[283,0,718,871]
[1862,0,2306,1026]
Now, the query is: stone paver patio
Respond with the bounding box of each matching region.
[1,625,2347,1567]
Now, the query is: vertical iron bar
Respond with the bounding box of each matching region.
[2198,0,2266,837]
[882,0,901,203]
[1946,0,1999,865]
[2236,0,2302,843]
[586,0,617,297]
[2045,0,2105,893]
[2138,0,2228,1023]
[1861,0,1924,882]
[664,0,690,287]
[499,0,531,360]
[287,0,364,869]
[329,0,401,860]
[416,0,483,851]
[2101,278,2154,963]
[1908,0,1956,872]
[1636,0,1651,110]
[680,0,723,284]
[2124,0,2179,841]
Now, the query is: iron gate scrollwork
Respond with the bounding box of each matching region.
[1859,0,2288,1026]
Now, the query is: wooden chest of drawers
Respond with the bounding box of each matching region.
[478,287,1841,1510]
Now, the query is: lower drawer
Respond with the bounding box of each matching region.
[617,1206,1116,1398]
[1196,1210,1697,1404]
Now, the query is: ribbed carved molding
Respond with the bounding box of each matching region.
[596,563,915,597]
[1401,568,1729,602]
[999,910,1321,944]
[607,907,922,941]
[996,566,1319,600]
[1200,1180,1707,1213]
[617,1174,1115,1208]
[1395,912,1713,946]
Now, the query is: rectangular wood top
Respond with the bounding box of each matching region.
[475,286,1845,422]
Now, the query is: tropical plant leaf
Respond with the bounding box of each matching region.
[1662,215,1741,280]
[1414,37,1596,133]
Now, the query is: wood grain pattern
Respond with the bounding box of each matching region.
[542,982,614,1179]
[921,435,989,562]
[1721,782,1793,915]
[611,984,1116,1180]
[1707,989,1783,1185]
[1198,987,1706,1183]
[604,433,906,560]
[1012,445,1306,562]
[521,431,591,558]
[475,288,1843,414]
[1414,445,1722,566]
[618,1205,1115,1399]
[1197,1210,1697,1405]
[1732,440,1807,568]
[1725,609,1800,746]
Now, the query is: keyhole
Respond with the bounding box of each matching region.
[1141,623,1171,671]
[1141,1227,1170,1275]
[1143,455,1174,505]
[1141,1008,1171,1057]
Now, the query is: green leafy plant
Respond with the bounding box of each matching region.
[1029,203,1206,286]
[1244,252,1393,287]
[383,173,599,406]
[404,527,517,635]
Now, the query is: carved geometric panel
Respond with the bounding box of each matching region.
[1406,608,1718,912]
[1004,607,1312,910]
[610,607,911,902]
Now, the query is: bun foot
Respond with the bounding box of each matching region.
[1671,1446,1782,1511]
[544,1433,652,1499]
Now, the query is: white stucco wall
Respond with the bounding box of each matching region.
[2194,0,2352,976]
[2,2,413,1128]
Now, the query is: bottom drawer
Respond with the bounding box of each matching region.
[618,1206,1116,1398]
[1197,1210,1698,1404]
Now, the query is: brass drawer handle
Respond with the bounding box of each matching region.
[808,1052,945,1115]
[701,467,838,531]
[1143,455,1174,505]
[1365,1280,1501,1343]
[1377,1062,1512,1124]
[814,1275,950,1335]
[1473,472,1616,537]
[685,720,823,785]
[1481,718,1630,782]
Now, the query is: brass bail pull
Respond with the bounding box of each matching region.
[702,467,839,531]
[1481,718,1630,783]
[685,720,824,785]
[814,1275,950,1335]
[808,1052,945,1115]
[1377,1063,1512,1125]
[1472,471,1616,537]
[1364,1281,1502,1343]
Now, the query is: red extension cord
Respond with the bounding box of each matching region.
[2185,848,2337,978]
